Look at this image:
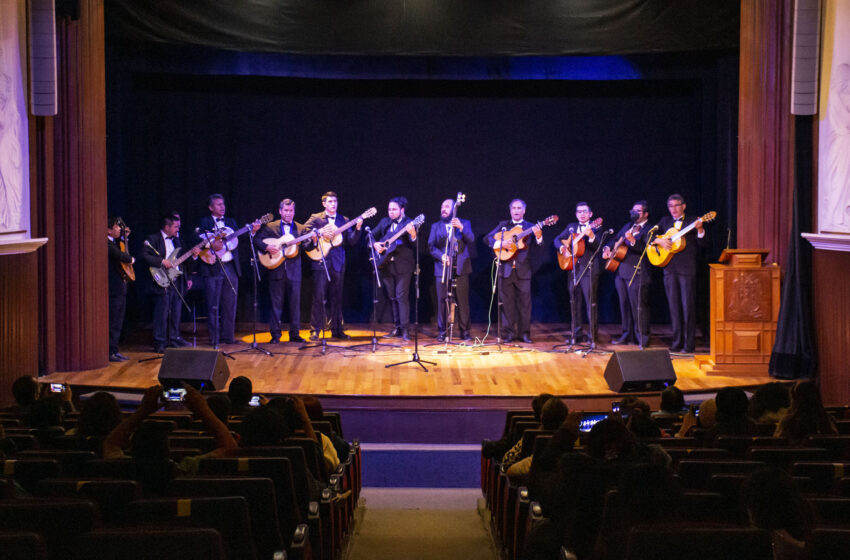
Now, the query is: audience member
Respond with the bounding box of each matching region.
[620,396,662,438]
[2,375,40,415]
[482,392,553,460]
[702,387,758,444]
[67,391,123,438]
[774,380,837,444]
[502,397,567,470]
[205,394,232,428]
[301,394,350,465]
[228,376,255,416]
[652,385,685,418]
[742,467,813,560]
[267,395,338,475]
[748,381,791,425]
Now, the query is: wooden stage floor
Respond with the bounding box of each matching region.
[43,324,775,401]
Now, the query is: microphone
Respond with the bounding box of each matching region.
[606,229,614,235]
[144,240,161,256]
[648,225,659,233]
[365,226,371,233]
[568,227,574,234]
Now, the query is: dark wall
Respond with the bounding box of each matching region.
[106,54,737,331]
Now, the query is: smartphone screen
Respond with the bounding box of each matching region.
[611,401,621,413]
[249,395,261,407]
[579,413,608,432]
[163,388,186,402]
[50,383,65,392]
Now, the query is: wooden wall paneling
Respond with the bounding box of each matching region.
[0,253,40,406]
[738,0,796,268]
[812,249,850,406]
[50,0,109,371]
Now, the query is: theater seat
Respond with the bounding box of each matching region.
[807,528,850,560]
[626,525,772,560]
[0,532,48,560]
[73,527,226,560]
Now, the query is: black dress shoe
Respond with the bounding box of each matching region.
[171,338,192,347]
[461,332,472,341]
[268,338,280,345]
[521,335,533,344]
[436,333,446,342]
[289,335,306,343]
[221,339,238,345]
[401,329,410,341]
[611,333,631,345]
[503,335,514,343]
[109,353,123,362]
[383,328,401,338]
[153,345,165,354]
[309,331,321,341]
[333,332,351,341]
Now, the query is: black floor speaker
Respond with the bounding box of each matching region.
[603,349,677,393]
[157,348,231,391]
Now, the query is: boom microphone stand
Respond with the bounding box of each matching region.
[386,222,435,371]
[230,229,273,358]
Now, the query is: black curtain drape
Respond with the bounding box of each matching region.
[769,116,816,379]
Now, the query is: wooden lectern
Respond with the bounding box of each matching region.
[695,249,780,375]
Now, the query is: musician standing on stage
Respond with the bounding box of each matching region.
[142,212,197,353]
[429,198,474,342]
[603,201,652,349]
[372,197,417,341]
[554,202,602,347]
[487,199,543,344]
[303,191,363,340]
[107,216,133,362]
[197,194,260,349]
[652,194,707,354]
[253,198,305,343]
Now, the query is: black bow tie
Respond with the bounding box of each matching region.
[166,236,176,240]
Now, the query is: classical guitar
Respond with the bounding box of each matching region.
[374,214,425,268]
[647,211,717,267]
[116,218,135,282]
[198,213,274,265]
[149,237,208,288]
[259,227,317,270]
[492,215,559,261]
[604,221,647,273]
[557,217,603,271]
[305,207,377,261]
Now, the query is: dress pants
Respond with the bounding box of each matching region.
[500,268,531,338]
[569,273,598,342]
[153,285,184,346]
[269,275,301,339]
[436,273,470,335]
[108,293,126,354]
[205,261,239,345]
[615,273,650,346]
[663,272,696,351]
[311,264,345,334]
[381,263,412,330]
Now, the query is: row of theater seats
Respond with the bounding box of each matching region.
[0,411,361,560]
[482,409,850,560]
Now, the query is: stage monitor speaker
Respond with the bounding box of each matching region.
[603,349,677,393]
[157,348,230,391]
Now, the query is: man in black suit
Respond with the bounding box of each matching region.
[428,197,474,342]
[554,202,602,347]
[303,191,363,340]
[487,199,543,343]
[603,200,653,349]
[372,196,417,341]
[651,193,707,354]
[142,212,197,353]
[107,216,133,362]
[196,194,260,348]
[253,198,305,343]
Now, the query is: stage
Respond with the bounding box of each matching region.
[42,323,775,409]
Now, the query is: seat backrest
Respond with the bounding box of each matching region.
[0,531,48,560]
[626,525,773,560]
[74,527,225,560]
[677,460,767,489]
[126,496,257,560]
[806,435,850,460]
[0,499,96,558]
[714,435,789,458]
[665,448,731,465]
[510,420,538,447]
[809,497,850,526]
[237,445,321,507]
[746,447,830,469]
[37,478,142,524]
[82,458,177,495]
[322,411,344,439]
[18,450,96,476]
[807,527,850,560]
[168,476,283,560]
[285,437,328,481]
[520,429,555,460]
[1,458,62,493]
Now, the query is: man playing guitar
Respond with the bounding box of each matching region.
[554,202,602,347]
[603,201,652,348]
[371,196,417,341]
[107,216,134,362]
[253,198,306,343]
[196,194,261,348]
[303,191,364,340]
[651,193,707,354]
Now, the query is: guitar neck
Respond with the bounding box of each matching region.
[670,218,700,241]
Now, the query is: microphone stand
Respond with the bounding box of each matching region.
[351,226,398,353]
[300,231,345,355]
[630,227,657,351]
[424,222,464,352]
[387,222,435,371]
[230,228,273,358]
[478,227,511,352]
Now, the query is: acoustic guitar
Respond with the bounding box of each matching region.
[557,217,603,271]
[604,222,647,272]
[647,211,717,267]
[373,214,425,268]
[305,207,377,261]
[116,218,135,282]
[492,215,559,261]
[198,213,274,265]
[259,227,317,270]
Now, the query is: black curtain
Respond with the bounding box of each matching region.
[769,116,816,379]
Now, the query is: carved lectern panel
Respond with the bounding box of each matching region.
[725,270,771,322]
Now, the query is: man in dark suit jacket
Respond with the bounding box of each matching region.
[303,191,364,340]
[142,212,196,353]
[603,200,653,349]
[428,197,474,342]
[651,193,708,354]
[196,194,260,348]
[487,199,543,343]
[253,198,305,343]
[371,196,417,341]
[107,216,133,362]
[554,202,603,347]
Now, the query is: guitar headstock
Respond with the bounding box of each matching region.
[411,214,425,227]
[456,192,466,207]
[258,213,274,225]
[590,217,603,229]
[541,215,559,226]
[701,211,717,223]
[362,207,378,220]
